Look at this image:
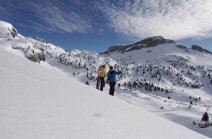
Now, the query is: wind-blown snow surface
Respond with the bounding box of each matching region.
[1,48,210,139]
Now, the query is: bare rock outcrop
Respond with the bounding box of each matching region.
[27,53,45,63]
[100,36,176,54]
[191,45,212,54]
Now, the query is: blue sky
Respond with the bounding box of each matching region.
[1,0,212,53]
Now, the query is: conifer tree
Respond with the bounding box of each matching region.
[201,112,209,122]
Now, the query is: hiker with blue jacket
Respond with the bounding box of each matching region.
[107,66,121,96]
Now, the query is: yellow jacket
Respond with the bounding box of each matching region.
[98,66,106,77]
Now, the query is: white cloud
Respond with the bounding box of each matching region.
[99,0,212,40]
[0,0,92,34]
[2,0,212,40]
[29,1,92,34]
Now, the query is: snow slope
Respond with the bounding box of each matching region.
[100,43,212,137]
[0,20,212,138]
[1,48,210,139]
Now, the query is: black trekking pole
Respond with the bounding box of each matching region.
[98,75,100,90]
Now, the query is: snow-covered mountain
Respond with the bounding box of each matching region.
[0,20,212,138]
[100,36,212,96]
[99,37,212,136]
[1,45,210,139]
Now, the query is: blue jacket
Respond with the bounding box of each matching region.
[107,70,121,82]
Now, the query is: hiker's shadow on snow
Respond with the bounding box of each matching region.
[93,113,102,118]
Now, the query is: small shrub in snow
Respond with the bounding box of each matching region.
[118,83,120,87]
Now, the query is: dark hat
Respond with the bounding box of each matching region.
[110,66,113,69]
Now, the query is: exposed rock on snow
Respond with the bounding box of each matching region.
[0,21,22,38]
[176,45,189,49]
[9,27,19,38]
[29,36,46,43]
[140,36,175,48]
[11,43,46,63]
[100,36,175,54]
[26,53,45,63]
[191,45,212,54]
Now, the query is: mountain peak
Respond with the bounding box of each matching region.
[138,36,175,48]
[100,36,175,54]
[0,21,22,39]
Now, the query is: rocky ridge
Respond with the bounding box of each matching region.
[191,45,212,54]
[29,36,46,43]
[100,36,176,54]
[101,36,212,56]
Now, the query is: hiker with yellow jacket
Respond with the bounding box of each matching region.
[96,64,106,91]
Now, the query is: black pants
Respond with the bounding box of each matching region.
[96,76,105,91]
[109,82,116,96]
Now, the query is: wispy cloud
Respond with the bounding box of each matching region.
[98,0,212,40]
[2,0,212,41]
[30,1,92,34]
[0,0,92,34]
[17,22,51,33]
